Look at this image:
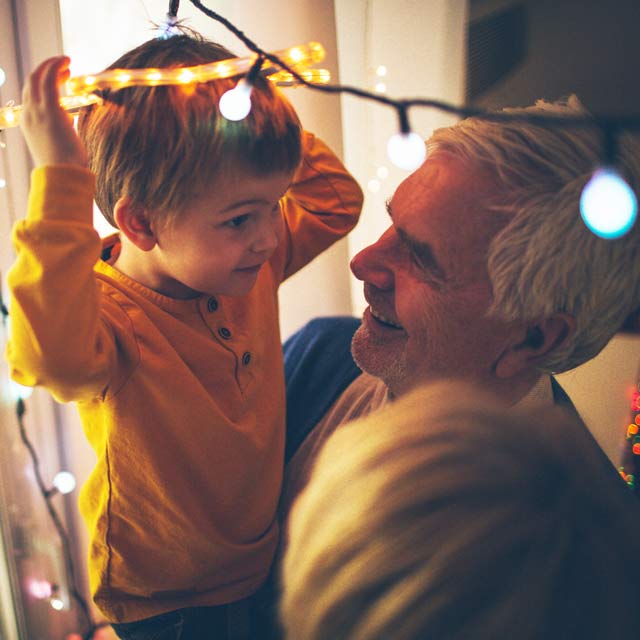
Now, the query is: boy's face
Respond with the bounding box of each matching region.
[150,168,294,299]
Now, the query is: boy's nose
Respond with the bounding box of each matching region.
[252,216,281,254]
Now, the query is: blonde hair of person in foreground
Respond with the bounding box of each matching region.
[281,381,640,640]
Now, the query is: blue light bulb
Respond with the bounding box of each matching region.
[580,167,637,239]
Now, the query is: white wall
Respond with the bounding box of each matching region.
[334,0,468,314]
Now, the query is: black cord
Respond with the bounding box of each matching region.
[188,0,640,135]
[168,0,180,18]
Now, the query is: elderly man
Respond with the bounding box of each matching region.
[280,96,640,515]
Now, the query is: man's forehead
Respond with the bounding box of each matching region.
[391,154,505,258]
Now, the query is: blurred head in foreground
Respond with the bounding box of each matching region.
[282,381,640,640]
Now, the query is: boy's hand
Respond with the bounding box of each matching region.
[20,56,88,168]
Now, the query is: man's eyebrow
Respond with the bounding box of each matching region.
[386,200,447,282]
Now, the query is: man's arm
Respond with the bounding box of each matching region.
[271,131,363,282]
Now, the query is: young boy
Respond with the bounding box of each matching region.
[6,34,362,638]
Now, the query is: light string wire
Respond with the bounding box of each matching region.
[0,291,107,639]
[188,0,640,136]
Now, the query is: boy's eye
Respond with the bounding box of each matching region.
[224,214,251,229]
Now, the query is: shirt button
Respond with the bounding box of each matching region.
[242,352,252,366]
[207,297,218,312]
[218,327,232,340]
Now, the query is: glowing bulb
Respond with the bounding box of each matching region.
[375,82,387,94]
[218,80,253,121]
[53,471,76,495]
[84,76,96,86]
[289,47,305,63]
[387,132,426,171]
[376,166,389,179]
[50,596,64,611]
[28,579,52,599]
[146,71,162,83]
[367,179,381,193]
[10,380,33,400]
[0,67,6,87]
[0,178,6,189]
[580,167,638,239]
[178,69,194,84]
[116,73,131,85]
[376,65,387,77]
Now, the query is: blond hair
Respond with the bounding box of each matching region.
[282,381,640,640]
[429,96,640,372]
[78,32,301,228]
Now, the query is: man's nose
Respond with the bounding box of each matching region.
[350,228,395,290]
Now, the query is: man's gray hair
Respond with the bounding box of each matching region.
[429,96,640,372]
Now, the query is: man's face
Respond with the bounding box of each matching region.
[351,152,518,397]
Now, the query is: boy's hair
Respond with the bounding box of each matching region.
[282,380,640,640]
[78,32,302,227]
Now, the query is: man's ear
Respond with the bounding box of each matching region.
[494,314,576,379]
[113,197,158,251]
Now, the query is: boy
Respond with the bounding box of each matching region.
[6,34,362,638]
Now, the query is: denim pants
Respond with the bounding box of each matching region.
[110,596,274,640]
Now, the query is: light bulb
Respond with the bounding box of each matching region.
[53,471,76,495]
[10,380,33,400]
[218,80,253,121]
[387,132,426,171]
[28,579,52,599]
[0,67,6,87]
[580,167,638,239]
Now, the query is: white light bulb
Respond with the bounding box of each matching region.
[387,132,426,171]
[0,178,6,189]
[376,166,389,180]
[376,65,387,77]
[53,471,76,495]
[50,596,64,611]
[218,80,253,121]
[10,380,33,400]
[580,167,638,239]
[367,179,381,193]
[0,67,6,87]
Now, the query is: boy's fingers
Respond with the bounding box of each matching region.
[41,56,70,109]
[23,56,69,107]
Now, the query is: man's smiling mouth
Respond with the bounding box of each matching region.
[369,306,403,329]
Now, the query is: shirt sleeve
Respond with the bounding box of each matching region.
[271,131,364,282]
[5,165,119,402]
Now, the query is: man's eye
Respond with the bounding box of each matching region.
[224,214,251,229]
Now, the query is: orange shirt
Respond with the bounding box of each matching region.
[6,132,363,622]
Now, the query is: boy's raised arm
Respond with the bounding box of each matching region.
[5,57,116,402]
[275,131,364,281]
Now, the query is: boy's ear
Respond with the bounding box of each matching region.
[494,314,576,379]
[113,197,158,251]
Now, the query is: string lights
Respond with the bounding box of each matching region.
[1,0,639,238]
[0,1,639,636]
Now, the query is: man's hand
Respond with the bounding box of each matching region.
[20,56,89,168]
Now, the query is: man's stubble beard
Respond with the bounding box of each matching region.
[351,323,408,395]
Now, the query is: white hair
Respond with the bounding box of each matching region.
[429,96,640,372]
[281,381,640,640]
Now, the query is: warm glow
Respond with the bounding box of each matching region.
[0,42,327,129]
